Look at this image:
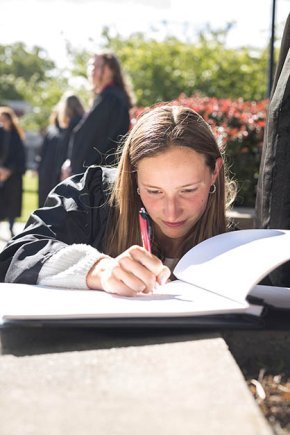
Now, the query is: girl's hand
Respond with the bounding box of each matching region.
[60,159,72,181]
[86,245,170,297]
[0,167,12,182]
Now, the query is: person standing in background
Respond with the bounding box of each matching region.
[0,107,26,237]
[62,50,134,177]
[38,93,85,207]
[255,13,290,287]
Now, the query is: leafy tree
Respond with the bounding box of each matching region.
[0,42,68,130]
[0,27,273,131]
[0,42,55,101]
[99,27,269,106]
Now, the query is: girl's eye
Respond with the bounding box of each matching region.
[147,189,162,195]
[180,188,197,194]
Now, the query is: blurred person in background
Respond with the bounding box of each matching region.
[38,93,85,207]
[62,50,134,178]
[255,13,290,287]
[0,107,26,237]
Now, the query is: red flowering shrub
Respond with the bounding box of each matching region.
[130,94,268,207]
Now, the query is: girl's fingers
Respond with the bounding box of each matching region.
[102,274,143,297]
[117,254,156,292]
[98,257,150,296]
[88,246,171,296]
[111,264,147,293]
[157,266,171,286]
[125,245,165,276]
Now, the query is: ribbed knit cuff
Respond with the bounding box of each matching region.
[37,244,106,289]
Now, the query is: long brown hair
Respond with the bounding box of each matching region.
[99,51,135,108]
[57,93,85,128]
[0,106,25,139]
[105,104,236,259]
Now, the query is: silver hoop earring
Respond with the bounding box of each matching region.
[137,187,140,195]
[209,184,216,194]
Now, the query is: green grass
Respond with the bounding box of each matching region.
[18,170,38,223]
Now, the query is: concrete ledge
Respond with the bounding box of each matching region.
[0,337,271,435]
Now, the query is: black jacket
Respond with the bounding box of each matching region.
[0,166,116,284]
[38,115,83,207]
[69,85,130,174]
[255,13,290,286]
[0,127,26,220]
[38,123,67,207]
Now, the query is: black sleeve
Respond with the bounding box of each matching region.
[0,166,108,284]
[0,126,4,150]
[5,132,26,175]
[69,92,129,173]
[38,134,49,171]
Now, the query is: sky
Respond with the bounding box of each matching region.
[1,0,290,68]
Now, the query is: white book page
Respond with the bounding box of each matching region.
[174,229,290,304]
[0,281,250,322]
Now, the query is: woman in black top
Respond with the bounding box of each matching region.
[65,51,134,175]
[38,93,85,207]
[0,107,26,236]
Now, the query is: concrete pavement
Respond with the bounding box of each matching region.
[0,335,272,435]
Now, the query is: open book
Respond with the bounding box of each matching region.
[1,229,290,327]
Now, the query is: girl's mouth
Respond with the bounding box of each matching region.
[162,220,186,228]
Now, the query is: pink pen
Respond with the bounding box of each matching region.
[139,207,152,253]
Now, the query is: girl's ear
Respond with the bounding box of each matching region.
[213,157,223,181]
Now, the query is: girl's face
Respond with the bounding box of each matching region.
[87,55,112,92]
[137,146,222,245]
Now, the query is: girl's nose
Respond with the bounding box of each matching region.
[163,197,182,220]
